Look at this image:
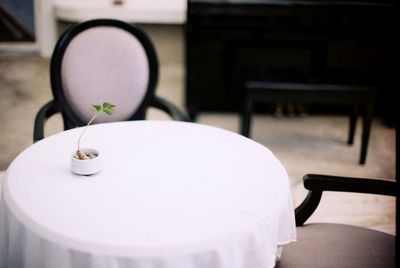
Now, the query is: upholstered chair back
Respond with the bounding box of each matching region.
[50,19,158,127]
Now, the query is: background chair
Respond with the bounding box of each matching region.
[277,174,396,268]
[34,19,189,142]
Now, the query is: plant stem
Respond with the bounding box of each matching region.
[77,113,98,152]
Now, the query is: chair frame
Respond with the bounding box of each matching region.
[278,174,396,268]
[34,19,189,142]
[295,174,397,226]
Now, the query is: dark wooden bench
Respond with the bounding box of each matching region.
[240,70,376,165]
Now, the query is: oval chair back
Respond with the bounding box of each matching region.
[51,19,158,128]
[34,19,189,142]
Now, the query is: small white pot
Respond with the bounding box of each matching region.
[71,148,101,175]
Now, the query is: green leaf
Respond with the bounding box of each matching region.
[103,109,113,115]
[102,102,116,109]
[102,102,116,115]
[92,104,101,112]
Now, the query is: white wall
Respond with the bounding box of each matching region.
[36,0,57,57]
[36,0,186,57]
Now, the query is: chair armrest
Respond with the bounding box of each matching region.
[304,174,396,196]
[295,174,396,226]
[151,96,191,122]
[33,101,60,143]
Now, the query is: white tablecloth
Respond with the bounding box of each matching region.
[0,121,296,268]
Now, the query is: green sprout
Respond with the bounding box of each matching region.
[76,102,116,160]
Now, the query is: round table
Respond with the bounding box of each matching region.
[0,121,296,268]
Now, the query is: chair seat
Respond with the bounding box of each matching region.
[277,223,395,268]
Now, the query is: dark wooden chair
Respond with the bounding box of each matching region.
[240,69,376,164]
[277,174,396,268]
[34,19,189,142]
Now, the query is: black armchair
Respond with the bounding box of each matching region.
[278,174,396,268]
[34,19,189,142]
